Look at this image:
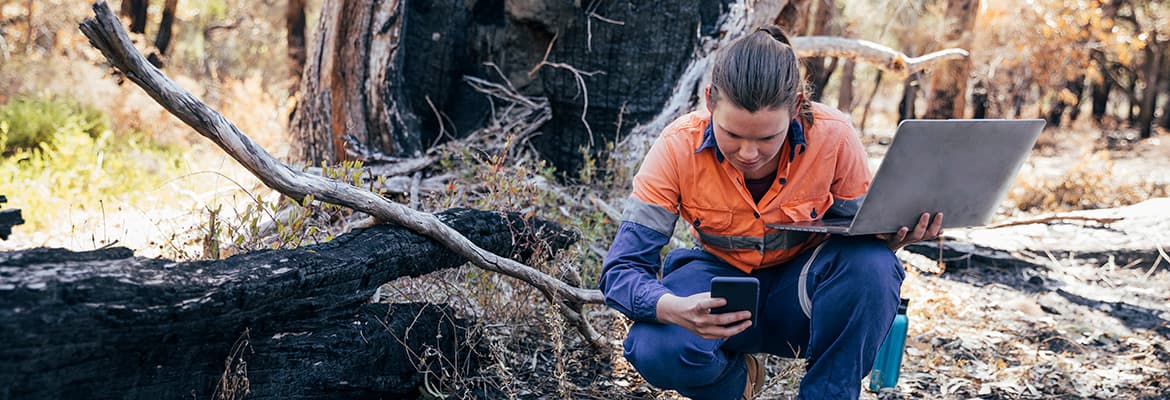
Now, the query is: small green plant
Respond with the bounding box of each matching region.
[221,160,377,255]
[0,96,110,152]
[0,114,183,232]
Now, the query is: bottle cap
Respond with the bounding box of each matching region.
[898,298,910,314]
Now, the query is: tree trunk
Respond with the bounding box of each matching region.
[859,70,883,130]
[1160,52,1170,131]
[286,0,307,92]
[153,0,177,55]
[1138,44,1161,138]
[924,0,979,119]
[971,79,988,119]
[1066,75,1086,123]
[0,208,575,399]
[899,73,919,121]
[775,0,808,34]
[802,0,838,102]
[120,0,148,34]
[534,1,704,178]
[289,0,483,163]
[1091,72,1112,122]
[837,58,854,111]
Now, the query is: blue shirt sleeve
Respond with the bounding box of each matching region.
[598,221,673,323]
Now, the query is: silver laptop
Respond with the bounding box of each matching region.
[770,119,1045,235]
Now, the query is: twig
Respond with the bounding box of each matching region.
[527,32,605,148]
[1145,242,1170,278]
[409,171,422,210]
[80,1,605,348]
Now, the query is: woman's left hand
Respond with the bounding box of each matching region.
[876,212,943,251]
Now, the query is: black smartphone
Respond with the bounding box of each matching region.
[710,276,759,327]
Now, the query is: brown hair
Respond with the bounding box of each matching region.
[710,26,813,124]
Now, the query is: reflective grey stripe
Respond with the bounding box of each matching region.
[827,195,865,218]
[695,229,810,252]
[621,197,678,236]
[798,242,827,318]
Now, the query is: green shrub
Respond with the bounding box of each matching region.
[0,96,111,152]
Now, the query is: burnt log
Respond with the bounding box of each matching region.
[0,208,576,399]
[0,196,22,240]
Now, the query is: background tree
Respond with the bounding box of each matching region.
[924,0,980,119]
[286,0,306,92]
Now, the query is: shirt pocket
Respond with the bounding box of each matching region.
[680,203,734,233]
[779,193,833,222]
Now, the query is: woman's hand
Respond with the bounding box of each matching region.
[877,212,943,251]
[656,292,752,339]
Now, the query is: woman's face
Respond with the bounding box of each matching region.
[706,87,791,179]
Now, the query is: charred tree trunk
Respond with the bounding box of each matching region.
[924,0,979,119]
[1160,55,1170,131]
[0,208,575,399]
[1091,73,1112,122]
[120,0,148,34]
[859,70,883,130]
[971,80,988,119]
[801,0,838,102]
[153,0,176,55]
[1138,44,1161,138]
[286,0,307,92]
[1047,75,1085,128]
[837,59,854,111]
[534,1,703,178]
[289,0,485,163]
[899,72,919,121]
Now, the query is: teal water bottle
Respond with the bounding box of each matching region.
[868,298,909,392]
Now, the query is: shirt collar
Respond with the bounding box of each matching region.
[695,117,808,163]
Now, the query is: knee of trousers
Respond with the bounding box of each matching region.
[623,323,727,389]
[819,237,904,297]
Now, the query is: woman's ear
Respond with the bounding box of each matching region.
[705,86,715,113]
[792,92,806,115]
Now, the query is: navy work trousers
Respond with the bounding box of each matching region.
[622,236,904,399]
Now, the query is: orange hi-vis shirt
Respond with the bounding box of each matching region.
[622,102,871,273]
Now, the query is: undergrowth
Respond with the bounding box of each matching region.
[0,96,185,232]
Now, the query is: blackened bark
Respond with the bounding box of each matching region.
[535,1,701,178]
[154,0,177,55]
[287,0,307,91]
[121,0,148,34]
[971,80,988,119]
[1091,74,1111,121]
[0,208,575,399]
[803,0,838,102]
[0,194,21,240]
[837,59,854,111]
[899,73,919,122]
[1138,45,1161,138]
[289,0,486,164]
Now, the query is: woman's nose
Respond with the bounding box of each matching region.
[740,143,758,159]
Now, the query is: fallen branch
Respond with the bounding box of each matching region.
[790,36,969,79]
[79,1,604,347]
[983,215,1124,230]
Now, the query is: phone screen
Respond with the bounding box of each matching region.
[710,276,760,327]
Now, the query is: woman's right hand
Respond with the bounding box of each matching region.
[655,292,753,339]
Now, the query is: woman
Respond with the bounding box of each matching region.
[599,26,942,400]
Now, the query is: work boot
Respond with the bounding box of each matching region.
[741,353,764,399]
